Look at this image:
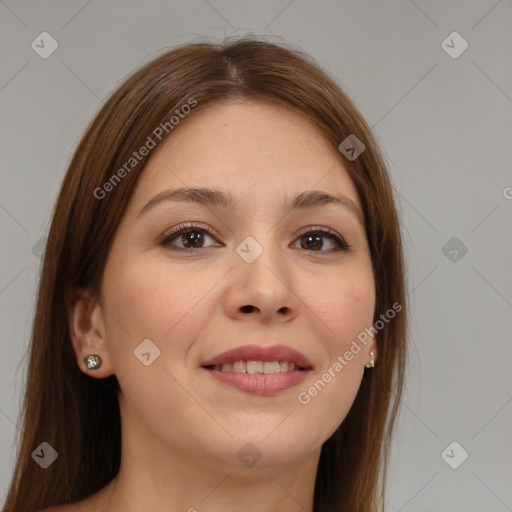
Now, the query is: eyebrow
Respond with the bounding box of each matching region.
[137,187,364,224]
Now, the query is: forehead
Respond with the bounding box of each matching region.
[129,99,362,214]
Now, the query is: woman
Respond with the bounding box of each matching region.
[3,36,407,512]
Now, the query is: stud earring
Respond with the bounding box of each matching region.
[365,351,375,368]
[84,354,102,370]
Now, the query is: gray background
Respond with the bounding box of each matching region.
[1,1,511,510]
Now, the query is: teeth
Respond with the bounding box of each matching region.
[246,361,263,374]
[263,361,280,374]
[212,360,299,374]
[232,360,247,372]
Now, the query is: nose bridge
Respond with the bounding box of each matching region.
[230,229,298,318]
[236,224,286,276]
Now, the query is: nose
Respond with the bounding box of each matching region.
[224,239,300,324]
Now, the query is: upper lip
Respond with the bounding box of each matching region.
[201,344,313,369]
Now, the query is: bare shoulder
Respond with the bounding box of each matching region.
[38,505,82,512]
[38,501,91,512]
[38,507,69,511]
[37,480,114,512]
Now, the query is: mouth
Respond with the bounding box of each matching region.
[200,344,313,395]
[203,360,310,373]
[200,343,313,371]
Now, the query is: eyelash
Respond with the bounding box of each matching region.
[160,222,352,253]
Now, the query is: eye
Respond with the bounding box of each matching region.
[291,226,352,253]
[160,223,220,251]
[160,223,352,253]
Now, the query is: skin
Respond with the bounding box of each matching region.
[60,99,377,512]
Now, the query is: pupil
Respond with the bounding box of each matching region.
[183,231,203,248]
[302,234,322,250]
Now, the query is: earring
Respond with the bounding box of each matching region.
[84,354,102,370]
[365,351,375,368]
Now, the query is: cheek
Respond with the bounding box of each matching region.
[101,253,222,366]
[294,270,375,432]
[99,255,219,422]
[305,269,375,352]
[323,274,375,386]
[333,283,375,348]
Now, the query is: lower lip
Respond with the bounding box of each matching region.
[203,367,311,395]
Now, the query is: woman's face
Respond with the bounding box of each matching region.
[89,99,376,470]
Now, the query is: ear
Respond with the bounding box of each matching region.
[66,287,114,378]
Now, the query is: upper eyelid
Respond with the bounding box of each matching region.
[295,225,341,237]
[163,223,344,240]
[162,222,221,241]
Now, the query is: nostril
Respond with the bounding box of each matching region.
[241,305,255,313]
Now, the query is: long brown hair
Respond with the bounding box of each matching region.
[3,35,407,512]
